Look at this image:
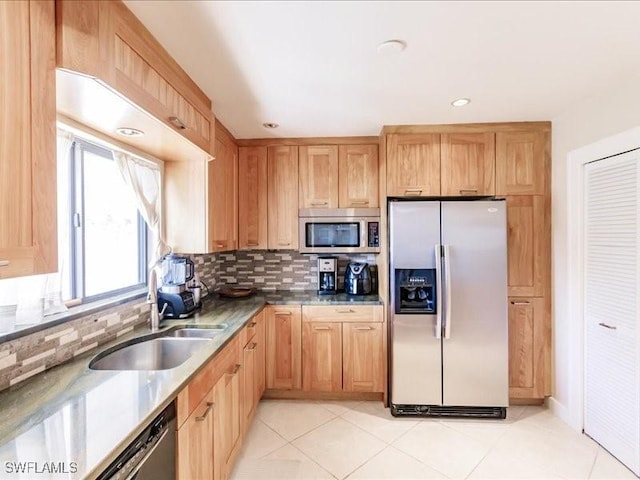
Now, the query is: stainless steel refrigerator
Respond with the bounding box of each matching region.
[389,199,508,418]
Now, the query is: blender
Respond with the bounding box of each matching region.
[156,253,198,318]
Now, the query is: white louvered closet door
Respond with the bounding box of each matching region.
[584,148,640,476]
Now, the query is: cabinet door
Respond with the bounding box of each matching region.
[210,133,238,252]
[343,323,384,392]
[0,0,57,279]
[214,362,243,480]
[254,310,266,400]
[299,145,339,208]
[441,132,495,196]
[508,297,545,399]
[267,146,299,249]
[338,145,379,207]
[177,389,214,480]
[496,131,548,196]
[302,322,342,392]
[386,133,440,197]
[507,196,548,297]
[266,306,302,390]
[238,147,268,249]
[242,340,257,432]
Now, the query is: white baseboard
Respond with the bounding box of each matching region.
[548,396,581,432]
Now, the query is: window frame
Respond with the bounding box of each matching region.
[68,138,148,303]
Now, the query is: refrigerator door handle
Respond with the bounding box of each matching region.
[435,244,443,339]
[443,244,452,339]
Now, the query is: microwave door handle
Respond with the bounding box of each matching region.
[443,244,452,339]
[435,244,443,339]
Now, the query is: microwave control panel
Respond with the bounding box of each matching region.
[368,222,380,247]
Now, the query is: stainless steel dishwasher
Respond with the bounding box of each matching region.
[97,403,176,480]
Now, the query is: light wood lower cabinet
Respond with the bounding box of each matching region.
[214,360,243,480]
[508,297,546,400]
[302,322,342,392]
[177,390,214,480]
[301,306,385,393]
[241,310,265,434]
[343,322,385,392]
[266,305,302,390]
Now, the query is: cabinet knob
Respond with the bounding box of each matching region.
[248,322,257,328]
[195,402,214,421]
[310,201,328,206]
[227,364,241,376]
[404,188,422,195]
[510,301,530,305]
[336,308,355,314]
[0,260,9,267]
[350,200,369,205]
[274,311,292,316]
[247,243,259,247]
[278,242,291,246]
[354,326,373,331]
[459,189,478,195]
[313,326,331,331]
[247,342,258,351]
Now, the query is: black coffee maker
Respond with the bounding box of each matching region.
[317,257,337,295]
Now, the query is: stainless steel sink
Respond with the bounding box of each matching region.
[89,337,209,371]
[165,325,227,339]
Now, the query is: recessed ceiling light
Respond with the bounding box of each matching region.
[116,127,144,137]
[377,39,407,54]
[451,98,471,107]
[262,122,279,129]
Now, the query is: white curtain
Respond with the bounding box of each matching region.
[0,129,73,328]
[113,151,168,266]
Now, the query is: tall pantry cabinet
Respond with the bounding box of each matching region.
[0,0,57,279]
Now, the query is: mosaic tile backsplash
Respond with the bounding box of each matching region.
[0,298,149,392]
[190,250,376,292]
[0,249,375,391]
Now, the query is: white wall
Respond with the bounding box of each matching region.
[551,75,640,427]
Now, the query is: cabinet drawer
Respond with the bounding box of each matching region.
[176,335,239,427]
[302,305,382,323]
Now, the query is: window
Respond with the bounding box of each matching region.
[66,139,148,301]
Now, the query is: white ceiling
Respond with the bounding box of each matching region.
[124,1,640,140]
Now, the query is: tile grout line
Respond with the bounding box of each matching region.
[587,447,601,479]
[285,440,340,480]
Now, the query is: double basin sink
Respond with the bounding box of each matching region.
[89,325,227,371]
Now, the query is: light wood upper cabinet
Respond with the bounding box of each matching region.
[441,132,495,196]
[177,389,214,480]
[56,0,215,157]
[238,147,268,250]
[496,131,548,196]
[386,134,441,197]
[0,0,57,279]
[210,126,238,252]
[343,322,385,393]
[507,196,548,297]
[339,145,379,208]
[267,146,299,249]
[302,322,342,392]
[299,145,339,208]
[508,297,546,399]
[266,305,302,390]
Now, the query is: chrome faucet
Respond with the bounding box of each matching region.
[147,267,167,332]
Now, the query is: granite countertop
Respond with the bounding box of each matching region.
[0,291,382,480]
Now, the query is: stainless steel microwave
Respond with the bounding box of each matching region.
[298,208,380,254]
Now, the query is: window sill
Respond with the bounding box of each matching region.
[0,287,148,344]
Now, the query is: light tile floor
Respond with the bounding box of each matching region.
[230,400,637,480]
